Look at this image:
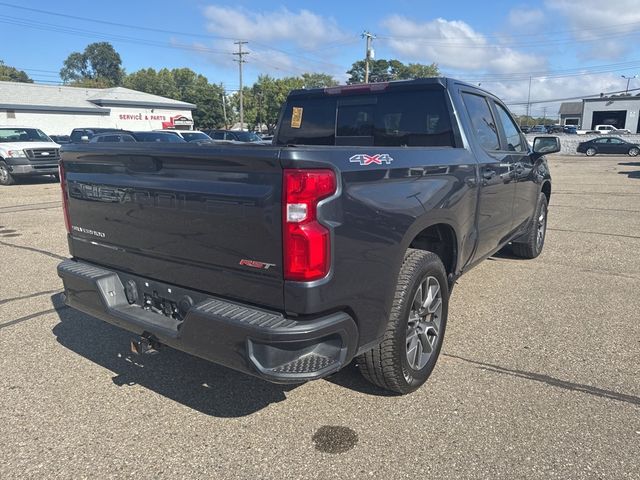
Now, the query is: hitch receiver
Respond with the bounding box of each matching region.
[130,334,161,355]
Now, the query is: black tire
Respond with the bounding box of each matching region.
[512,194,548,259]
[585,147,596,156]
[356,249,449,394]
[628,147,639,157]
[0,161,16,185]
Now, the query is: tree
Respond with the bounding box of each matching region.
[233,75,305,132]
[60,42,124,87]
[300,72,339,89]
[123,67,226,128]
[0,61,33,83]
[347,59,439,84]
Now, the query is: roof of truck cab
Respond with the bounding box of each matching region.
[287,77,492,98]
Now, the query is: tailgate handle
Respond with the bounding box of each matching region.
[125,156,162,173]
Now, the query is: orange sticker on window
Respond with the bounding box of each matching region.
[291,107,303,128]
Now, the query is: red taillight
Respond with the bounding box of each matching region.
[59,161,70,233]
[283,169,336,281]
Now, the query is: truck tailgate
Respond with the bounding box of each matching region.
[61,144,284,309]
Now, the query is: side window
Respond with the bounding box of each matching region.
[495,103,525,152]
[462,93,499,151]
[212,132,224,140]
[609,138,624,144]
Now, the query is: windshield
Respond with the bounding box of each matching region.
[0,128,53,143]
[235,131,263,142]
[180,132,211,142]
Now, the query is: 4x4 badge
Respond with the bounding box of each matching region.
[349,154,394,166]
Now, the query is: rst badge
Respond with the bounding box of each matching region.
[239,259,276,270]
[349,154,394,166]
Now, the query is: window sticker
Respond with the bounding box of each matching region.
[291,107,303,128]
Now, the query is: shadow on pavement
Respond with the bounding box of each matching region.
[12,175,59,185]
[618,161,640,179]
[50,294,298,417]
[445,353,640,406]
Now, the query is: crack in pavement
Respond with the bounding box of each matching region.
[547,227,640,240]
[0,240,67,261]
[444,353,640,406]
[0,289,62,306]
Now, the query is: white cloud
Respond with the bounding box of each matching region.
[202,5,347,50]
[484,73,631,117]
[189,5,351,79]
[545,0,640,59]
[507,8,545,31]
[381,16,546,74]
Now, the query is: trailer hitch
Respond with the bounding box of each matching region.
[130,333,161,355]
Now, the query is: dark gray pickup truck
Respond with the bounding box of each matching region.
[57,78,558,394]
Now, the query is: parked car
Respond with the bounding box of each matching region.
[520,126,531,133]
[529,125,547,134]
[563,126,577,134]
[70,128,130,143]
[153,129,213,143]
[546,125,563,134]
[576,136,640,156]
[90,131,189,143]
[131,131,187,143]
[203,129,267,143]
[594,124,631,135]
[0,126,60,185]
[89,132,136,143]
[57,77,557,394]
[49,135,71,144]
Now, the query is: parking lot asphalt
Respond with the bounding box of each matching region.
[0,156,638,479]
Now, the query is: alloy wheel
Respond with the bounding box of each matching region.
[406,276,443,372]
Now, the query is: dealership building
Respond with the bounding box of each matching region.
[559,95,640,132]
[0,81,196,135]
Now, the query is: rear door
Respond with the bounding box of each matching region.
[62,143,285,309]
[460,91,517,260]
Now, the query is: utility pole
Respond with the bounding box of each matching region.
[362,32,375,83]
[621,74,637,95]
[221,91,228,129]
[542,106,547,126]
[526,76,532,126]
[233,41,248,130]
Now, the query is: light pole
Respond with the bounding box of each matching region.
[621,75,637,95]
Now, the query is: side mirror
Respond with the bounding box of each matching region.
[80,135,89,142]
[532,136,561,155]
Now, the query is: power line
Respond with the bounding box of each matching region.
[505,86,640,106]
[0,3,350,70]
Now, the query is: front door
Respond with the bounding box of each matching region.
[493,101,539,232]
[461,92,518,261]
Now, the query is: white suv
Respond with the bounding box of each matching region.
[0,127,60,185]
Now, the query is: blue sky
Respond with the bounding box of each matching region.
[3,0,640,117]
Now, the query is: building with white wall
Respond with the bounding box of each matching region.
[559,95,640,132]
[0,81,195,135]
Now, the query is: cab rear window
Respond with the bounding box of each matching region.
[277,89,455,147]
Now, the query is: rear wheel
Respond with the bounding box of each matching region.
[628,147,639,157]
[512,194,548,259]
[356,249,449,394]
[0,161,16,185]
[585,147,596,156]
